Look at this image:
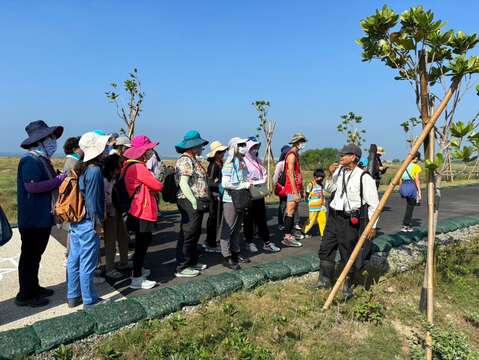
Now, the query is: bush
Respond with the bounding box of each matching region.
[352,301,385,325]
[409,326,479,360]
[300,148,339,170]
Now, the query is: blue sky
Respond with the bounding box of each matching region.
[1,1,478,159]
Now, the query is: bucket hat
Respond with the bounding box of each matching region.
[79,132,111,162]
[207,140,228,158]
[123,135,159,160]
[21,120,64,149]
[116,136,132,148]
[175,130,209,154]
[289,132,307,145]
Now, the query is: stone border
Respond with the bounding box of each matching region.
[1,214,479,359]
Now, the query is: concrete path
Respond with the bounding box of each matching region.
[1,185,478,332]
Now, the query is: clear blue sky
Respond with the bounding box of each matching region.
[1,1,478,159]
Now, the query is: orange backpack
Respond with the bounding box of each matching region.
[55,170,86,223]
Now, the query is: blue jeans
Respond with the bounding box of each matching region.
[67,219,100,305]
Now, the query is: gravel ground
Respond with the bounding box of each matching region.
[33,226,479,360]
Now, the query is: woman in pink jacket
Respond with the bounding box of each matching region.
[123,135,164,290]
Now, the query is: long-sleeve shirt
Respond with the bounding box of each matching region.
[221,158,250,203]
[79,165,105,223]
[207,160,222,196]
[273,161,285,184]
[326,166,379,226]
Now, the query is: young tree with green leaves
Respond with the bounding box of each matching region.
[400,117,421,148]
[356,6,479,358]
[336,112,366,147]
[105,68,145,139]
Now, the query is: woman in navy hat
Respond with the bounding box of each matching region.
[16,120,65,307]
[174,130,209,278]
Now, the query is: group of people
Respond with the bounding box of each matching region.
[13,118,423,308]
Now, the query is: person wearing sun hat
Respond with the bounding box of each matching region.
[16,120,65,307]
[122,135,164,290]
[282,132,308,248]
[174,130,210,278]
[66,131,111,309]
[203,140,228,253]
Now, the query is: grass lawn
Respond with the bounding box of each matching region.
[1,157,478,226]
[61,237,479,359]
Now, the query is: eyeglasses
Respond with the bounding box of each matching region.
[238,143,247,148]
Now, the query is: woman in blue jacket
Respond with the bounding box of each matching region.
[67,131,111,309]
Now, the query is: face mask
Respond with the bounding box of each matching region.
[42,137,57,158]
[238,147,248,156]
[251,149,259,157]
[298,143,306,151]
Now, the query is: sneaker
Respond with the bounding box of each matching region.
[83,298,108,310]
[15,296,49,308]
[223,258,241,270]
[248,243,259,253]
[191,263,208,271]
[203,244,221,253]
[106,270,124,280]
[130,277,157,290]
[293,231,305,240]
[401,226,410,233]
[93,276,106,285]
[263,242,281,252]
[142,268,151,277]
[282,237,303,248]
[67,297,83,308]
[407,226,414,232]
[294,224,302,231]
[278,225,285,231]
[175,268,201,278]
[304,234,313,239]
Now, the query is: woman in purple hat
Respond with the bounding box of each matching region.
[16,120,65,307]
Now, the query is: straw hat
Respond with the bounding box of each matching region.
[377,146,385,156]
[79,132,111,162]
[207,140,228,158]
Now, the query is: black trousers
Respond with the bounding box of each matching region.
[402,197,416,226]
[318,210,359,273]
[205,195,222,247]
[244,198,270,244]
[176,198,204,272]
[17,227,51,301]
[133,232,152,277]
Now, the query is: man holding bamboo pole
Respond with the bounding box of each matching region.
[312,144,379,298]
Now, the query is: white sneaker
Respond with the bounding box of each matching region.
[263,242,281,252]
[175,268,201,278]
[282,238,303,248]
[401,226,410,233]
[248,243,259,253]
[294,224,302,231]
[191,263,208,271]
[130,277,156,289]
[278,225,285,231]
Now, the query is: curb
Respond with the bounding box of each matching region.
[1,214,479,358]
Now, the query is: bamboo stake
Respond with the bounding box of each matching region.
[322,78,460,311]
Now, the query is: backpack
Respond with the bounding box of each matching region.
[274,163,287,196]
[162,166,179,204]
[54,170,86,223]
[0,205,13,246]
[113,162,141,216]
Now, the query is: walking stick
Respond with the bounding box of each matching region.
[322,79,460,310]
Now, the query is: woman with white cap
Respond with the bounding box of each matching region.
[67,131,111,309]
[16,120,65,307]
[204,140,228,253]
[219,137,251,270]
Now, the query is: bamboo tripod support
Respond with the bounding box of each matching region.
[322,79,460,311]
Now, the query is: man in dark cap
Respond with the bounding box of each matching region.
[312,144,379,299]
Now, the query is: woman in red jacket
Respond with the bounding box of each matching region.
[123,135,164,290]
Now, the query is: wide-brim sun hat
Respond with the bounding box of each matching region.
[124,135,159,160]
[289,132,307,145]
[377,146,385,156]
[116,136,132,148]
[175,130,209,154]
[207,140,228,158]
[21,120,64,149]
[79,132,111,162]
[340,143,362,158]
[228,137,249,148]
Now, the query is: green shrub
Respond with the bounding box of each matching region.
[352,301,385,325]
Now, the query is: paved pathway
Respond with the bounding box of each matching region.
[1,185,478,331]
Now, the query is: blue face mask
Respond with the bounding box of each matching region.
[42,137,57,158]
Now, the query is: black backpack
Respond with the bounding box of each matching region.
[0,205,12,246]
[113,162,141,216]
[162,166,179,204]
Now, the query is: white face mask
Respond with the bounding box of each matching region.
[298,143,306,151]
[238,147,248,156]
